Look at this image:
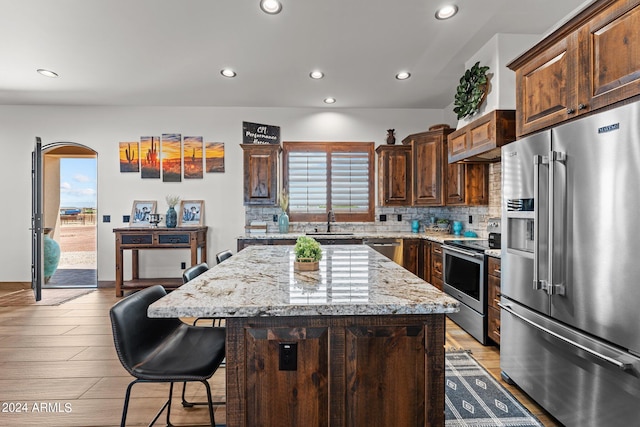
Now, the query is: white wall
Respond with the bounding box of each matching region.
[0,105,446,282]
[456,33,539,129]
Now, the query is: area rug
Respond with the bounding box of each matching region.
[0,288,95,306]
[445,351,543,427]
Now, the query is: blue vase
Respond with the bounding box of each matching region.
[411,220,420,233]
[166,206,177,228]
[452,221,463,235]
[43,229,60,283]
[278,211,289,233]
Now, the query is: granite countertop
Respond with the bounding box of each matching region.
[238,231,477,244]
[148,245,459,319]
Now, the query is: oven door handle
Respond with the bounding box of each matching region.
[442,245,483,260]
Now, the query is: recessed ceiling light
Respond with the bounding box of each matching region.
[435,4,458,20]
[220,68,237,78]
[37,68,59,78]
[324,97,336,104]
[396,71,411,80]
[260,0,282,15]
[310,70,324,79]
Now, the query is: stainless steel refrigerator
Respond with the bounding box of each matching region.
[501,100,640,426]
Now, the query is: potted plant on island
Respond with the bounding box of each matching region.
[294,236,322,271]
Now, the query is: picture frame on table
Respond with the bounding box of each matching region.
[130,200,157,226]
[178,200,204,226]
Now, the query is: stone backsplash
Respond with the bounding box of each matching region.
[246,163,502,238]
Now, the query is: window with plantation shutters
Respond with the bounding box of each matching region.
[283,142,374,222]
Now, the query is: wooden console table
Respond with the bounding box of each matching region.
[113,226,207,297]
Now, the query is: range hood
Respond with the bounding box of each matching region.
[447,110,516,163]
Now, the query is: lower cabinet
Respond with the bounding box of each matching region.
[430,243,443,290]
[227,315,445,427]
[487,256,502,344]
[402,238,420,276]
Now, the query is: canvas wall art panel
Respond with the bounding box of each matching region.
[183,136,204,179]
[205,142,225,173]
[119,141,139,172]
[162,133,182,182]
[140,136,160,179]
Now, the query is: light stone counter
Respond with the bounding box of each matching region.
[238,231,481,244]
[485,249,502,258]
[148,244,459,319]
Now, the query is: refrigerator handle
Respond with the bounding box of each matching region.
[533,154,547,292]
[499,302,633,371]
[548,151,566,296]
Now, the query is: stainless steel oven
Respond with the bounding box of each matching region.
[442,240,488,344]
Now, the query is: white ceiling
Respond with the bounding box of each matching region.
[0,0,589,109]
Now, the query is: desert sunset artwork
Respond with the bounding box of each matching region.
[205,142,225,173]
[140,136,160,179]
[162,133,182,182]
[183,136,204,179]
[119,141,139,172]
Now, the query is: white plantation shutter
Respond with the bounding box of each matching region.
[283,142,374,222]
[288,151,327,214]
[331,151,369,213]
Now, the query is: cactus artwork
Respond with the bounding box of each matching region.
[183,136,204,179]
[119,142,139,172]
[140,136,160,178]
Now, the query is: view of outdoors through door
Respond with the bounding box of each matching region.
[44,155,98,288]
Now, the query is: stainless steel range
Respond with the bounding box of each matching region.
[442,239,490,344]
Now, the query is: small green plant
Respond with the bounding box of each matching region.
[437,218,449,224]
[294,236,322,262]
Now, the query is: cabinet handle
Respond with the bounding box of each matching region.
[567,108,576,114]
[494,268,501,275]
[578,103,587,111]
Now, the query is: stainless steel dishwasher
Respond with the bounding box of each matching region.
[363,238,403,265]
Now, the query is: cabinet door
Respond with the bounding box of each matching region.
[515,33,579,136]
[402,239,420,275]
[345,325,426,427]
[242,144,280,206]
[245,327,329,426]
[445,163,465,205]
[420,240,431,282]
[412,133,443,206]
[430,243,443,290]
[580,2,640,112]
[376,145,412,206]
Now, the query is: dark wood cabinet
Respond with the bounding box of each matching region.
[403,129,451,206]
[375,145,412,206]
[419,240,431,283]
[447,110,516,163]
[241,144,281,206]
[446,163,489,206]
[226,314,445,427]
[509,0,640,136]
[430,242,443,291]
[403,127,488,207]
[487,256,502,345]
[402,238,420,276]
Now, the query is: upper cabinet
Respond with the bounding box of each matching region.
[508,0,640,137]
[402,127,488,207]
[241,144,281,206]
[376,145,412,206]
[447,110,515,163]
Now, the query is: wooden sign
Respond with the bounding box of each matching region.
[243,121,280,144]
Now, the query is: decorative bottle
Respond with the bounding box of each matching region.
[278,211,289,234]
[166,206,178,228]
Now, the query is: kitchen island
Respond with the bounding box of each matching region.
[149,245,459,427]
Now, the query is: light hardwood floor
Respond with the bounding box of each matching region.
[0,288,561,426]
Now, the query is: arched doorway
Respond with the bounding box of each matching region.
[41,143,98,288]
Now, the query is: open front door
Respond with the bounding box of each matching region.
[31,137,43,301]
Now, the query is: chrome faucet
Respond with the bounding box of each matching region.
[327,210,335,232]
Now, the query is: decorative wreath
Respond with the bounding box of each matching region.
[453,61,490,120]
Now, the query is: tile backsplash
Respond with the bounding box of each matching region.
[246,163,502,238]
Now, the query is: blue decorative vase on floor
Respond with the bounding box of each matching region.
[43,228,60,283]
[278,211,289,233]
[166,206,178,228]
